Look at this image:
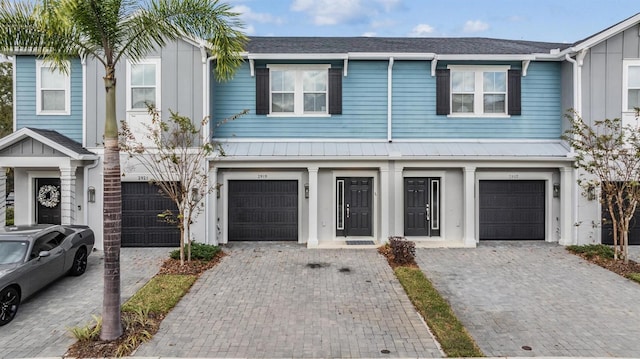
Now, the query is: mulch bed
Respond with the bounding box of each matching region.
[573,252,640,277]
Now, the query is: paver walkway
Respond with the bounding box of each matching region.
[0,248,169,359]
[416,241,640,357]
[135,242,442,358]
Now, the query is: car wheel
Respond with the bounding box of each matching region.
[69,247,88,276]
[0,286,20,326]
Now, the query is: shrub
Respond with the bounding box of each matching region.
[566,244,615,259]
[6,206,13,226]
[389,236,416,265]
[169,242,221,261]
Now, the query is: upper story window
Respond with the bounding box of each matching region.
[269,65,328,115]
[36,60,70,115]
[255,65,342,116]
[436,65,521,117]
[126,58,161,111]
[623,59,640,112]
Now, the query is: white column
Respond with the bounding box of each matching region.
[60,166,77,225]
[307,166,319,247]
[463,166,476,247]
[209,167,218,245]
[0,167,6,227]
[392,166,404,241]
[559,166,575,245]
[379,166,390,242]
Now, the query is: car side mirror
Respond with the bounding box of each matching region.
[38,251,51,258]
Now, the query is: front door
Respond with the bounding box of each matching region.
[336,177,372,237]
[35,178,61,225]
[404,177,440,237]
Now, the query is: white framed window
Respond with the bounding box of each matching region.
[448,65,510,116]
[623,59,640,113]
[126,58,161,111]
[267,64,329,116]
[36,60,70,115]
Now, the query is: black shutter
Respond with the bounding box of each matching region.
[328,68,342,114]
[255,68,269,115]
[436,69,450,115]
[508,69,521,115]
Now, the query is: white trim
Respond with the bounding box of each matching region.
[0,127,98,160]
[27,171,61,224]
[126,58,161,112]
[11,56,16,132]
[622,59,640,113]
[475,171,555,243]
[570,14,640,53]
[402,170,447,241]
[447,64,511,117]
[35,60,71,116]
[221,171,303,244]
[331,170,378,241]
[266,64,330,116]
[81,56,87,147]
[215,138,567,144]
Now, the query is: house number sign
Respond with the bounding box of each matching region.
[257,174,268,179]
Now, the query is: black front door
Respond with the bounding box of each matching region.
[35,178,61,225]
[404,177,441,237]
[336,177,372,237]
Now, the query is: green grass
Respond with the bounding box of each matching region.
[627,273,640,284]
[395,267,484,358]
[566,244,615,259]
[122,274,197,314]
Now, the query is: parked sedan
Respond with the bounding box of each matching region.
[0,224,94,326]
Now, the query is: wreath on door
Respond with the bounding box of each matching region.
[38,185,60,208]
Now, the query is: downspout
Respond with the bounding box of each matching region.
[201,45,216,245]
[82,55,87,147]
[565,52,582,245]
[387,57,394,142]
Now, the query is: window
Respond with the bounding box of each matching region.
[126,58,161,111]
[623,60,640,112]
[269,65,328,115]
[255,65,342,116]
[436,66,521,116]
[36,60,70,115]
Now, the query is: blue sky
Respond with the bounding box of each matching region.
[230,0,640,43]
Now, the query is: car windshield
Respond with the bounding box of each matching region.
[0,241,29,264]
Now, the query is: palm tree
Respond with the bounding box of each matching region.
[0,0,246,340]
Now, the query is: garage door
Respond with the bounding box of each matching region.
[122,182,180,247]
[479,180,545,240]
[228,180,298,241]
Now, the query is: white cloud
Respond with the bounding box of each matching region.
[232,5,284,25]
[409,23,435,37]
[463,20,489,33]
[374,0,401,12]
[291,0,368,26]
[361,32,377,37]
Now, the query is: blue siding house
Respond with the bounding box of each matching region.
[3,14,640,249]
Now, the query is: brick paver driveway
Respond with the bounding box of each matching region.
[416,241,640,357]
[0,248,169,359]
[135,242,442,358]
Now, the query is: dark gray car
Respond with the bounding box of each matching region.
[0,224,94,326]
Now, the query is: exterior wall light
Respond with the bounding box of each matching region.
[304,183,309,198]
[87,186,96,203]
[553,183,560,198]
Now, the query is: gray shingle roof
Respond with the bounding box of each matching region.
[27,127,95,156]
[246,37,570,55]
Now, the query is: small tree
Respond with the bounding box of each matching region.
[120,107,246,265]
[563,109,640,263]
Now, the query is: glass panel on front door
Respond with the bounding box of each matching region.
[336,177,372,237]
[404,177,440,237]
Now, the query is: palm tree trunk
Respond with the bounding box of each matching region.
[101,73,123,341]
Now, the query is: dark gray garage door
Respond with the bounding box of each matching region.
[228,180,298,241]
[122,182,180,247]
[602,206,640,245]
[479,180,545,240]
